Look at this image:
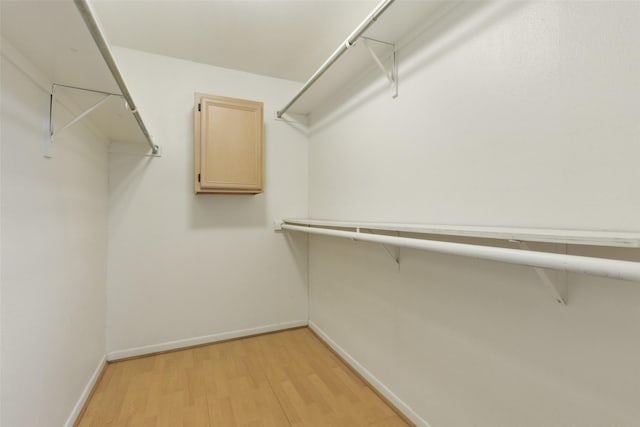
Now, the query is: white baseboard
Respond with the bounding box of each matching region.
[64,355,107,427]
[308,321,432,427]
[107,320,308,361]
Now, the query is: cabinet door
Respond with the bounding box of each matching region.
[195,94,263,194]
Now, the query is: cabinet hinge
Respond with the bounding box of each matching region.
[198,173,201,182]
[198,103,201,112]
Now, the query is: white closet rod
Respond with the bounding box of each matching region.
[73,0,159,155]
[276,0,396,118]
[282,224,640,282]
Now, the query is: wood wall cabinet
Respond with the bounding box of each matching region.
[194,93,264,194]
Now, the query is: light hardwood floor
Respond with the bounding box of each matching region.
[78,327,411,426]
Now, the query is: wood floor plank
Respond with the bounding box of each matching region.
[77,328,411,427]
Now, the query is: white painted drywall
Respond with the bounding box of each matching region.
[1,54,108,426]
[310,1,640,230]
[307,2,640,426]
[309,238,640,427]
[106,48,308,356]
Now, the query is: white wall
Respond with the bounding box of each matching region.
[307,2,640,427]
[1,54,108,426]
[106,48,308,358]
[310,1,640,230]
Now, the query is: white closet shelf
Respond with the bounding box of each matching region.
[0,0,158,155]
[277,0,455,118]
[283,219,640,303]
[283,218,640,248]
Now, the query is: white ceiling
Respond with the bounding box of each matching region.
[92,0,379,83]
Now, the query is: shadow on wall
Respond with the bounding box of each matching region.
[189,192,267,229]
[108,145,155,233]
[310,0,528,132]
[188,123,267,229]
[284,230,309,284]
[0,85,48,135]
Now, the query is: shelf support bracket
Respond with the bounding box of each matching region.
[49,87,114,155]
[44,89,54,158]
[361,37,398,99]
[514,241,567,305]
[367,229,401,268]
[382,243,401,267]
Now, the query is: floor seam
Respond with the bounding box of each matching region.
[264,371,295,427]
[254,338,295,427]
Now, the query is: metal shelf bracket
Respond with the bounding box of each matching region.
[361,37,398,99]
[367,229,401,268]
[47,84,119,157]
[382,243,401,267]
[50,94,113,140]
[514,241,567,305]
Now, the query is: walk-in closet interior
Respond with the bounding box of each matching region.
[1,0,639,426]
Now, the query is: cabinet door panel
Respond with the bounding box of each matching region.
[195,94,263,194]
